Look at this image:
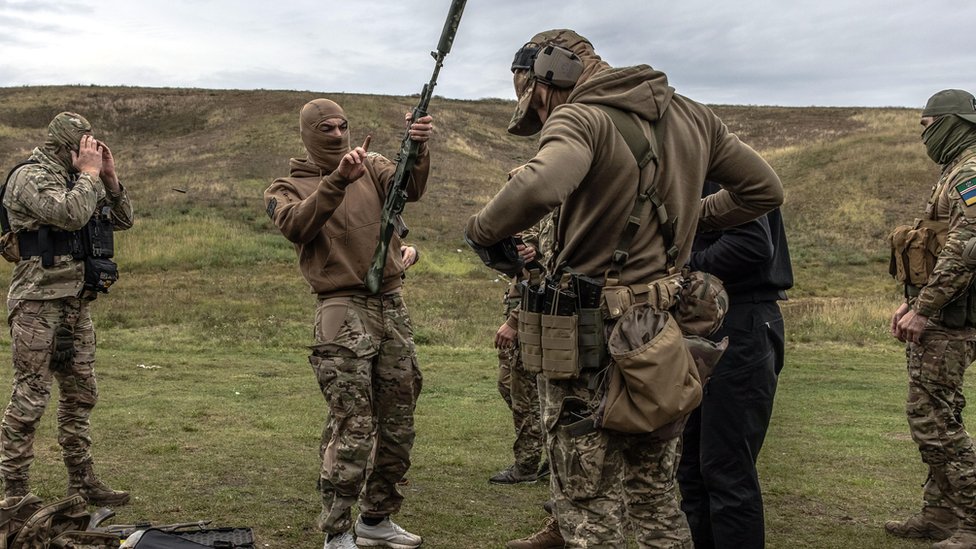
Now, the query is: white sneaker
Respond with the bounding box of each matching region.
[324,531,357,549]
[354,516,422,548]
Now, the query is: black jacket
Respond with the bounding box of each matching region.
[689,181,793,303]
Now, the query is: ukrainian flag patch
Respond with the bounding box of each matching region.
[956,178,976,206]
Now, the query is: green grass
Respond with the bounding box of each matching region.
[0,85,959,547]
[0,343,945,548]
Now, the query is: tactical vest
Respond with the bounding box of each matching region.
[1,161,118,294]
[889,154,976,327]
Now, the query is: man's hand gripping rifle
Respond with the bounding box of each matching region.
[363,0,467,294]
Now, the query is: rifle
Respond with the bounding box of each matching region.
[99,519,213,539]
[363,0,467,294]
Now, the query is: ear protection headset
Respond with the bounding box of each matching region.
[511,43,584,88]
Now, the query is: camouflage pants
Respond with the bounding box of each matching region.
[1,298,99,482]
[497,340,544,474]
[310,293,422,535]
[905,326,976,526]
[541,369,692,548]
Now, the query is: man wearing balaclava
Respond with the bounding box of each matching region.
[0,112,133,506]
[466,30,783,548]
[263,99,433,549]
[887,89,976,549]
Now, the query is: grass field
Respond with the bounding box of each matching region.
[0,86,956,548]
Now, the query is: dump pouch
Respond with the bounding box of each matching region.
[598,305,702,434]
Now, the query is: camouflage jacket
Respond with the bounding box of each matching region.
[914,146,976,318]
[3,148,133,300]
[502,210,558,327]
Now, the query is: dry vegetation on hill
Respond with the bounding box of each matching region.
[0,86,944,547]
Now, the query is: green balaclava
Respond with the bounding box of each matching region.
[299,99,351,172]
[921,89,976,165]
[43,112,93,172]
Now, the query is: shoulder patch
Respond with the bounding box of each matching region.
[266,197,277,219]
[955,178,976,207]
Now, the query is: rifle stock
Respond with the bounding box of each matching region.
[364,0,467,293]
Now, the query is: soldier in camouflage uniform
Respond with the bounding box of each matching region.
[0,112,133,506]
[466,30,782,548]
[490,189,556,485]
[887,89,976,549]
[264,99,432,549]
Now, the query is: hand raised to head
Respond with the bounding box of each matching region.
[71,135,103,176]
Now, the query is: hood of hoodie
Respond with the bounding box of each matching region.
[287,157,325,179]
[566,63,675,125]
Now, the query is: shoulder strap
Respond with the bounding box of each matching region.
[1,160,39,234]
[594,105,677,285]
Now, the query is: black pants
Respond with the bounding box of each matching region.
[677,300,784,549]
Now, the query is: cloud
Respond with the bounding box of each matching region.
[0,0,973,107]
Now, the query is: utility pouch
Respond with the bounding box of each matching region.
[943,297,968,329]
[541,313,579,380]
[518,310,544,373]
[577,308,606,370]
[84,257,119,294]
[888,220,948,286]
[602,285,635,319]
[598,305,702,434]
[570,274,607,370]
[51,323,76,372]
[673,270,728,337]
[0,232,19,263]
[83,207,115,259]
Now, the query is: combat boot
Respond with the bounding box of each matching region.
[489,464,538,485]
[885,506,958,541]
[933,530,976,549]
[536,460,550,480]
[67,464,130,506]
[506,517,565,549]
[2,479,28,499]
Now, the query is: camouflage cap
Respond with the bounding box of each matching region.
[923,89,976,124]
[508,70,541,136]
[45,112,92,151]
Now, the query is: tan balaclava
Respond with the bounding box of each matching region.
[44,112,93,172]
[508,29,611,136]
[300,99,351,172]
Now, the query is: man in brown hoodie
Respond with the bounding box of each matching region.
[467,30,783,548]
[264,99,432,549]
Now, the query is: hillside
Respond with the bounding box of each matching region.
[0,87,944,548]
[0,86,938,349]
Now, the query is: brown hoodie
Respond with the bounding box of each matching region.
[466,62,783,286]
[265,151,429,297]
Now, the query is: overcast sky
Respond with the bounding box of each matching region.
[0,0,973,108]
